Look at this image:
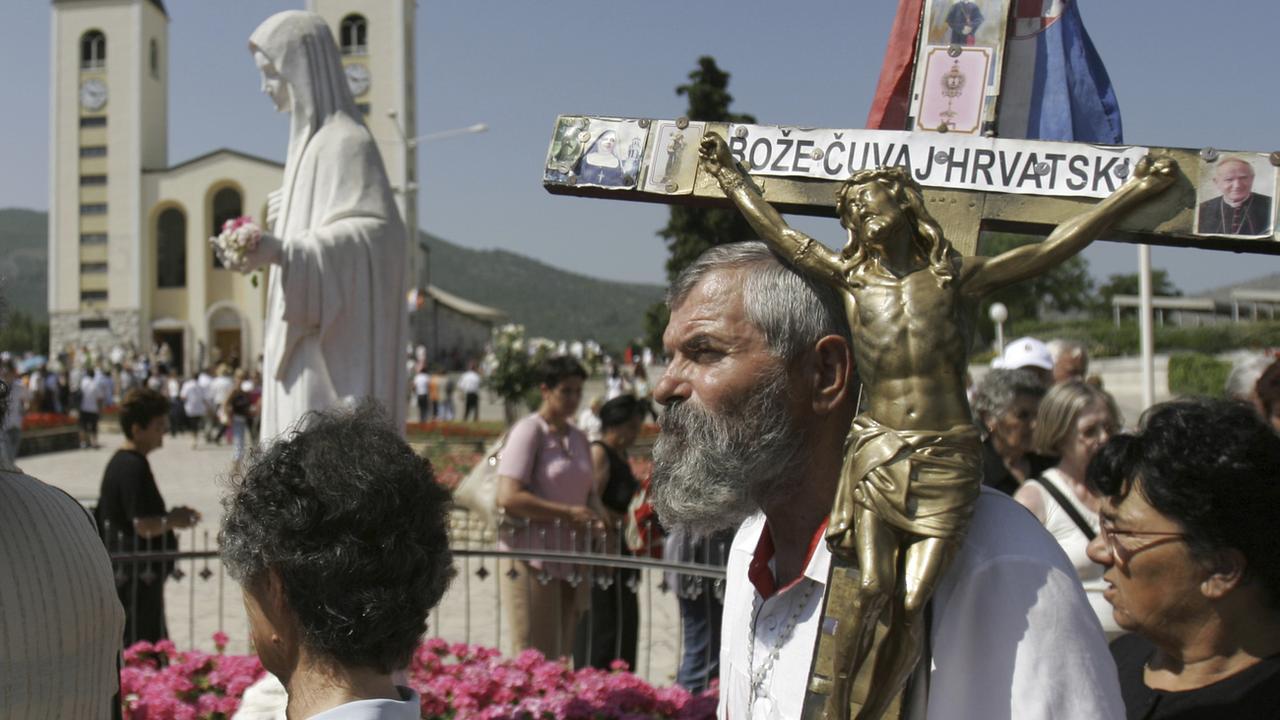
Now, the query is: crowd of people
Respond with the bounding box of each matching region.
[5,249,1280,718]
[408,357,483,424]
[0,343,266,467]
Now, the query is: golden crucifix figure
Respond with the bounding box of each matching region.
[700,132,1176,720]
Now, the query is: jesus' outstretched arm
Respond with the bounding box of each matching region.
[961,155,1178,299]
[699,133,842,279]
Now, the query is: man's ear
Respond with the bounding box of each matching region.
[809,334,854,416]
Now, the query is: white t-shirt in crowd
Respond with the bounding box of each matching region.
[413,372,430,397]
[458,370,482,395]
[181,379,207,418]
[718,488,1123,720]
[209,375,234,409]
[78,376,101,413]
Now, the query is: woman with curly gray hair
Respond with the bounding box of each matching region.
[220,402,453,719]
[972,368,1050,495]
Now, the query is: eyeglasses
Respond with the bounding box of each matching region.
[1097,521,1186,568]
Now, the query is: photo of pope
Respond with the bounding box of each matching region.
[1196,156,1273,236]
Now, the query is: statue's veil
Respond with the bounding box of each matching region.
[249,11,361,228]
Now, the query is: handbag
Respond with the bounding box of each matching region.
[451,421,545,528]
[451,432,508,528]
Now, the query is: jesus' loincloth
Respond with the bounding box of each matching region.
[831,414,983,543]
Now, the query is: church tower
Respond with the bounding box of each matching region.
[48,0,168,352]
[307,0,423,288]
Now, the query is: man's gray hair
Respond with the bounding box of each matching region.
[1225,354,1272,401]
[667,241,851,362]
[972,368,1046,422]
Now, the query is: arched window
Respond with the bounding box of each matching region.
[156,207,186,288]
[211,187,242,269]
[149,39,159,78]
[81,30,106,70]
[339,14,368,55]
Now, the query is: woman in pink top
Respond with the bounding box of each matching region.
[496,355,602,661]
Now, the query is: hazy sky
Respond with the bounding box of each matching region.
[5,1,1279,294]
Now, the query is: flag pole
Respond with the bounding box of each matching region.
[1138,244,1156,410]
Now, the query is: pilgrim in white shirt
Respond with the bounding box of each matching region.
[718,487,1124,720]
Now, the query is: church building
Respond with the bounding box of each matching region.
[48,0,498,373]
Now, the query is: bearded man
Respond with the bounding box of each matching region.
[698,133,1174,719]
[650,242,1124,720]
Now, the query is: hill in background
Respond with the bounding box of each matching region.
[0,209,662,349]
[421,230,662,349]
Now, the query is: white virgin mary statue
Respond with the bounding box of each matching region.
[234,11,408,441]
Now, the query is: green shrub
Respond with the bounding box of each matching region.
[976,319,1280,360]
[1167,353,1231,398]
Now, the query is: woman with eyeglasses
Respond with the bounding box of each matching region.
[1014,381,1123,637]
[1085,398,1280,719]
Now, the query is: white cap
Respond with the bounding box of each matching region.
[1000,337,1054,372]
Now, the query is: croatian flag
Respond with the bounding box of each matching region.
[866,0,1122,145]
[997,0,1122,143]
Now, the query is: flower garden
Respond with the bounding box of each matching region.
[121,635,717,719]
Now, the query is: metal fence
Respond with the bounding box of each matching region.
[104,511,728,686]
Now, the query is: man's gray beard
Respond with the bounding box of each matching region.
[650,366,807,534]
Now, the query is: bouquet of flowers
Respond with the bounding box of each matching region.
[210,216,263,286]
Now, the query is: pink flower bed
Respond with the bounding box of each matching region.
[122,635,717,719]
[121,633,264,719]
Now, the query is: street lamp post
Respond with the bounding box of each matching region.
[989,302,1008,357]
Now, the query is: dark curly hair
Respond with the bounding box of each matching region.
[119,387,170,439]
[220,401,455,673]
[538,355,586,389]
[599,394,644,429]
[1087,398,1280,608]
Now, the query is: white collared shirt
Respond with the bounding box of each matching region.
[719,512,829,720]
[718,488,1124,720]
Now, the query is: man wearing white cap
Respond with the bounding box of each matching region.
[997,336,1054,387]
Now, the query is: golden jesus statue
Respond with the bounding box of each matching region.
[700,132,1176,719]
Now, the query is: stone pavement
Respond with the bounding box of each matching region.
[16,416,686,684]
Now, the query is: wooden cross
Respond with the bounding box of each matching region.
[543,8,1279,720]
[544,116,1280,260]
[546,116,1280,719]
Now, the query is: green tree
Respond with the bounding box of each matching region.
[643,56,756,351]
[0,310,49,355]
[1095,269,1181,313]
[975,232,1094,343]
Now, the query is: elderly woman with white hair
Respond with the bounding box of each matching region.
[972,368,1051,495]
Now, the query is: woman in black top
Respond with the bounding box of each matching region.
[574,394,646,670]
[95,388,200,645]
[1085,399,1280,719]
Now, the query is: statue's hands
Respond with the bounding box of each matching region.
[699,132,738,179]
[244,232,282,271]
[1130,155,1178,197]
[233,233,282,273]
